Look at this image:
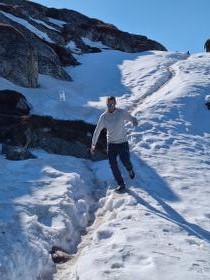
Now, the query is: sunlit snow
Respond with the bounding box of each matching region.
[0,49,210,280]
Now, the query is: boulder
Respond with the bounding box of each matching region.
[0,90,31,115]
[50,246,71,264]
[1,144,36,160]
[0,23,38,87]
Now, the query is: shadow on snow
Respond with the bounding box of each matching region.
[127,156,210,243]
[127,188,210,243]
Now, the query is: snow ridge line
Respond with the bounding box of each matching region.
[130,54,190,116]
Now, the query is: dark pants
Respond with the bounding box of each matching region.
[107,142,133,185]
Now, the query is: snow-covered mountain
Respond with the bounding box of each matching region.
[0,0,166,87]
[0,0,167,159]
[0,49,210,280]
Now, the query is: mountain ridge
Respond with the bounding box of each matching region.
[0,0,166,87]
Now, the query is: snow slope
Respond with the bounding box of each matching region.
[0,50,210,280]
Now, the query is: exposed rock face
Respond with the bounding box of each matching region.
[32,39,73,81]
[65,21,166,53]
[0,7,74,83]
[46,8,167,52]
[0,113,107,160]
[0,0,167,87]
[0,23,38,87]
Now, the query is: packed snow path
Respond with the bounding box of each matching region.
[54,184,210,280]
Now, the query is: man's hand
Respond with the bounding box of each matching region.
[90,145,96,155]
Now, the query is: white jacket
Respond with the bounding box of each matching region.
[92,108,137,146]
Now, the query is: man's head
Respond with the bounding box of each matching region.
[106,96,116,113]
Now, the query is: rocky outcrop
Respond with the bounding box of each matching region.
[46,42,79,66]
[0,113,107,160]
[0,0,167,87]
[32,39,73,81]
[46,7,166,52]
[0,8,74,82]
[0,23,38,87]
[0,89,106,160]
[65,21,166,53]
[0,89,31,115]
[2,144,36,160]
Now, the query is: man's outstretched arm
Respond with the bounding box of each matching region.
[90,116,104,154]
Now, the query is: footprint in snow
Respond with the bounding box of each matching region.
[97,229,113,240]
[113,198,125,209]
[204,213,210,219]
[111,262,123,269]
[185,237,203,247]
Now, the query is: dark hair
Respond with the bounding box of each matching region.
[106,96,116,103]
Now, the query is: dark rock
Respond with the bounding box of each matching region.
[0,1,47,18]
[34,40,72,81]
[206,103,210,110]
[1,144,36,160]
[46,6,167,52]
[39,137,88,157]
[0,90,31,115]
[205,95,210,110]
[46,7,90,26]
[0,5,72,82]
[0,114,107,160]
[46,42,79,66]
[68,21,166,53]
[0,23,38,87]
[50,246,71,264]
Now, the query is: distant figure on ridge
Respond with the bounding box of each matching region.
[90,96,138,192]
[205,95,210,110]
[204,39,210,52]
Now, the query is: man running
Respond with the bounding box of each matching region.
[90,96,138,191]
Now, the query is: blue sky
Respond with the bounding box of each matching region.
[31,0,209,53]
